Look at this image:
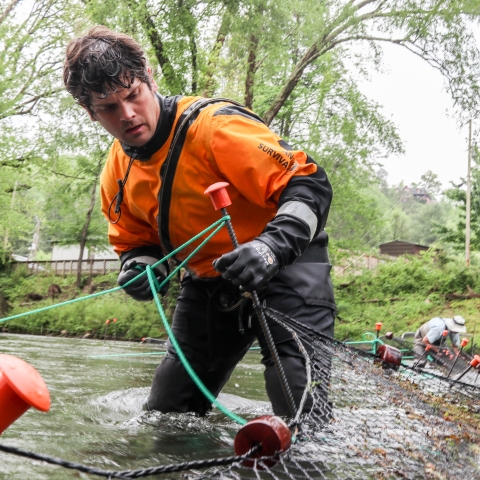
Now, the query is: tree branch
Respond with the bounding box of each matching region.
[0,0,20,26]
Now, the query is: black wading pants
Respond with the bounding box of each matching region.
[146,263,335,417]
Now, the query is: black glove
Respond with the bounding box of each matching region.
[213,240,280,292]
[118,256,168,301]
[213,212,314,291]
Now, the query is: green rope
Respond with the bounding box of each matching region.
[0,217,228,325]
[146,266,247,426]
[0,216,247,426]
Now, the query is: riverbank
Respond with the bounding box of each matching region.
[0,268,178,340]
[1,252,480,347]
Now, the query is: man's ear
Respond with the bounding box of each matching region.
[81,105,96,121]
[147,66,158,93]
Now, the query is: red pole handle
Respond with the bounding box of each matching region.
[204,182,232,210]
[375,322,382,331]
[461,338,469,348]
[442,330,448,337]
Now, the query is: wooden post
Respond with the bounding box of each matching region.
[103,259,106,275]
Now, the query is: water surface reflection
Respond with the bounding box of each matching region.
[0,334,270,479]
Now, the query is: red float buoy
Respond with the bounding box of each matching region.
[234,415,291,468]
[204,182,232,210]
[376,344,402,369]
[0,354,50,434]
[472,355,480,368]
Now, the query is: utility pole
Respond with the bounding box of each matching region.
[29,216,41,261]
[466,119,472,267]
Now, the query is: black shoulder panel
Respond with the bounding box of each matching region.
[213,105,265,124]
[158,97,243,257]
[277,139,293,150]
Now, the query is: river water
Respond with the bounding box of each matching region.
[2,334,480,479]
[0,334,271,479]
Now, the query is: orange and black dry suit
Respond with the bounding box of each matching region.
[100,94,335,416]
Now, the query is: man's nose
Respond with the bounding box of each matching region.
[120,101,135,120]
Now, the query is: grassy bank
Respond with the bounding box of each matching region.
[0,265,179,340]
[335,252,480,349]
[1,253,480,348]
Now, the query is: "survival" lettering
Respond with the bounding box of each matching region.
[257,143,294,169]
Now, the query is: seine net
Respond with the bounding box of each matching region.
[195,306,480,480]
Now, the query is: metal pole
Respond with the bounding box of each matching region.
[413,345,431,370]
[446,338,469,379]
[466,119,472,267]
[220,207,298,418]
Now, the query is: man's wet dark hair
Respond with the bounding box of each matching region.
[64,26,152,114]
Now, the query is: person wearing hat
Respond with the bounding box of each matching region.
[413,316,467,368]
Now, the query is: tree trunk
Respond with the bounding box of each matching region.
[134,0,180,92]
[244,34,258,109]
[203,1,238,97]
[76,159,103,287]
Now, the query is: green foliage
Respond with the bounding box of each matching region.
[436,152,480,252]
[0,271,182,339]
[1,1,480,347]
[2,0,480,257]
[334,252,480,348]
[349,175,458,252]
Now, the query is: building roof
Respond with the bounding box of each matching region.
[379,240,430,249]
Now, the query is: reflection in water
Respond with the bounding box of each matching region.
[0,334,269,479]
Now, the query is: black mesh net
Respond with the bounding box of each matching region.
[195,307,480,479]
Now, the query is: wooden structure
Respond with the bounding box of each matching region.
[379,240,430,257]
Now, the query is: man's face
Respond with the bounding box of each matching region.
[88,74,160,147]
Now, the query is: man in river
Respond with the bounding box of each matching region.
[413,316,467,368]
[63,26,335,417]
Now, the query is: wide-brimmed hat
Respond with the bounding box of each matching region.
[445,315,467,333]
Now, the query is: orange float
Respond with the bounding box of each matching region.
[0,354,50,434]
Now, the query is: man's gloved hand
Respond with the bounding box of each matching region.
[213,240,280,292]
[118,256,168,301]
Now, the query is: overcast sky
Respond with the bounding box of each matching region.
[356,42,469,190]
